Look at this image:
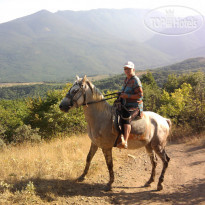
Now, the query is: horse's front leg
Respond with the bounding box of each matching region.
[76,142,98,182]
[102,148,114,191]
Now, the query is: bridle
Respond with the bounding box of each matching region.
[66,81,87,108]
[66,81,118,108]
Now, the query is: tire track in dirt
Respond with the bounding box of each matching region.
[67,142,205,205]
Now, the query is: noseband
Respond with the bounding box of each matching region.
[66,81,95,107]
[66,82,87,108]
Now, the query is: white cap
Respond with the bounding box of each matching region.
[124,61,135,69]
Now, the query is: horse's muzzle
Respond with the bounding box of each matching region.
[59,104,71,112]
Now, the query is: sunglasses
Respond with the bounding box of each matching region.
[124,68,131,71]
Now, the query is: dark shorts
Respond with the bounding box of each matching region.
[121,107,137,125]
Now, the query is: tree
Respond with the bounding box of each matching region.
[141,72,157,87]
[141,72,161,112]
[159,83,192,124]
[163,74,179,93]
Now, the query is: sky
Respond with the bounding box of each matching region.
[0,0,205,23]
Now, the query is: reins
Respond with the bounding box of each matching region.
[85,76,134,106]
[82,92,119,106]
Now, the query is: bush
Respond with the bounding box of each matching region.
[25,84,87,139]
[12,125,41,144]
[0,138,6,150]
[0,124,5,139]
[0,100,28,142]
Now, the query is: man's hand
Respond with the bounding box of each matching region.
[120,93,129,99]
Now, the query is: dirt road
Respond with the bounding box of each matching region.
[60,141,205,205]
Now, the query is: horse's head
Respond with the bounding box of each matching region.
[59,75,94,112]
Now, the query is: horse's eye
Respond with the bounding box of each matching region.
[73,89,78,94]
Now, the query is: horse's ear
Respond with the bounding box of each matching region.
[86,80,94,94]
[82,75,94,94]
[76,75,80,81]
[82,75,87,84]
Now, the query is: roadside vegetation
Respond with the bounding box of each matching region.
[0,71,205,146]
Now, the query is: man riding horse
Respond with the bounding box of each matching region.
[117,61,143,149]
[59,61,171,191]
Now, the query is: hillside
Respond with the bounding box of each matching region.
[0,83,64,99]
[93,57,205,89]
[154,57,205,72]
[152,57,205,87]
[0,9,171,83]
[0,57,204,100]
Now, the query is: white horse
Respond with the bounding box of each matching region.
[59,76,171,191]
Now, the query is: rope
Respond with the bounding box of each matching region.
[104,92,120,97]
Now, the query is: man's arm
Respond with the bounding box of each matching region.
[120,86,143,100]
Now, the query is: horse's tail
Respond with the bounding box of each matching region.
[166,119,172,129]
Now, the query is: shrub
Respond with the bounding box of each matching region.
[0,138,6,150]
[12,125,41,144]
[25,84,87,139]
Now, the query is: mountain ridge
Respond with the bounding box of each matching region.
[0,9,204,82]
[0,9,172,82]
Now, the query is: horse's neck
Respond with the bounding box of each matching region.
[83,87,113,123]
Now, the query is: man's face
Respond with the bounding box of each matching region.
[124,67,134,77]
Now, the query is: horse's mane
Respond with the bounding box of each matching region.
[89,81,114,118]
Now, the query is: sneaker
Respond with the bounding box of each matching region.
[117,141,128,149]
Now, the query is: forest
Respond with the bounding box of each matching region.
[0,71,204,147]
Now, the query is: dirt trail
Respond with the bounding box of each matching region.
[63,142,205,205]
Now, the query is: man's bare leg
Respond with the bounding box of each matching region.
[119,124,131,149]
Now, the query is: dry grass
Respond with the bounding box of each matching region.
[0,135,96,204]
[169,124,205,147]
[184,132,205,147]
[0,135,127,204]
[0,136,88,181]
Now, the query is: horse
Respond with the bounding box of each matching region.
[59,75,171,191]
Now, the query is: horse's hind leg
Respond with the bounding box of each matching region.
[102,148,114,191]
[144,143,157,187]
[154,146,170,191]
[76,142,98,182]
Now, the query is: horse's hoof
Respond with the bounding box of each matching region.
[144,182,151,187]
[105,184,112,192]
[157,184,163,191]
[76,175,85,182]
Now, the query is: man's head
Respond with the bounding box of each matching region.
[124,61,134,69]
[123,61,135,76]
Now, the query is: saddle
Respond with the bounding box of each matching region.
[112,109,146,147]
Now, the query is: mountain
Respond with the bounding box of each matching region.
[0,9,172,82]
[1,9,205,83]
[145,21,205,60]
[55,9,154,42]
